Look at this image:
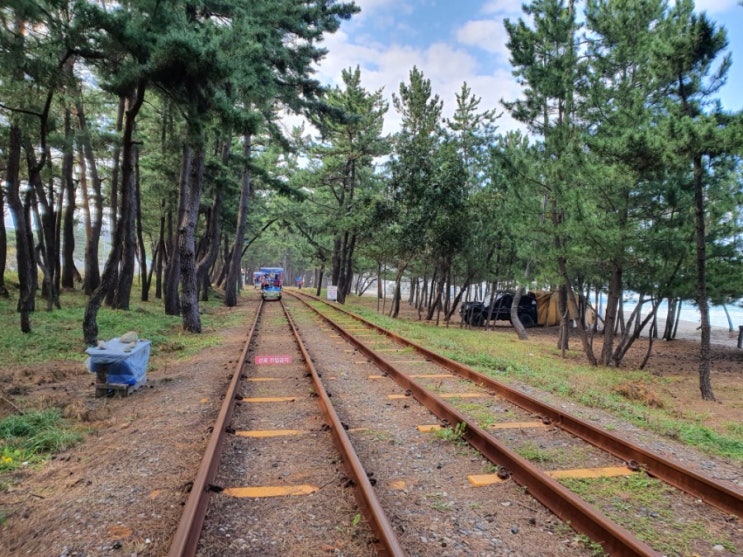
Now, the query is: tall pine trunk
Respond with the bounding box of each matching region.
[5,125,35,332]
[24,139,58,308]
[197,136,229,302]
[164,148,189,316]
[111,105,140,310]
[178,141,205,332]
[61,109,78,289]
[105,98,126,308]
[135,147,149,301]
[83,81,146,345]
[0,173,8,298]
[76,98,103,295]
[225,135,252,307]
[693,154,714,400]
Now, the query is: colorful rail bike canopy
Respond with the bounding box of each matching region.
[259,267,283,301]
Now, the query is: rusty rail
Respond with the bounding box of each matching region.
[167,300,263,557]
[168,298,406,557]
[290,292,658,556]
[282,301,406,556]
[292,292,743,519]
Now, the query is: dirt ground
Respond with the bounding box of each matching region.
[518,322,743,433]
[0,293,742,556]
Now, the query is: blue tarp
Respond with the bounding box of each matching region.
[86,339,151,386]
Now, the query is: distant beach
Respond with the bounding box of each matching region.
[624,316,742,349]
[596,294,743,349]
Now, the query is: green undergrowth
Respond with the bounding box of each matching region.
[561,474,737,555]
[343,297,743,464]
[0,286,252,484]
[0,408,84,473]
[0,286,247,366]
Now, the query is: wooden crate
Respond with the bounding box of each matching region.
[94,373,146,398]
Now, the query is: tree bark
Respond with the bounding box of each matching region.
[335,232,356,304]
[104,98,126,308]
[83,81,146,344]
[225,135,252,307]
[61,109,79,289]
[511,287,528,340]
[164,147,189,315]
[601,265,622,364]
[315,264,325,297]
[76,98,103,295]
[178,141,205,332]
[24,139,59,308]
[0,171,8,298]
[693,153,715,400]
[111,92,141,310]
[389,264,407,318]
[5,125,35,332]
[135,146,149,301]
[663,297,678,341]
[558,262,598,366]
[154,203,167,299]
[425,271,445,321]
[196,136,229,302]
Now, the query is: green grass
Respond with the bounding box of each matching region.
[0,284,252,482]
[451,402,497,428]
[561,474,737,555]
[0,409,83,473]
[343,296,743,464]
[433,421,467,444]
[513,440,593,467]
[0,287,247,365]
[426,492,454,512]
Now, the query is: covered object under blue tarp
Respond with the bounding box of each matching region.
[86,338,151,386]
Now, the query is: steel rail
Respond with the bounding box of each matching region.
[167,300,263,557]
[293,292,743,520]
[290,292,658,556]
[168,297,406,556]
[281,301,407,557]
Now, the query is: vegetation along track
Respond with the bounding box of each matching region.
[289,290,743,556]
[167,291,741,556]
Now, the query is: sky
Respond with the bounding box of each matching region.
[309,0,743,136]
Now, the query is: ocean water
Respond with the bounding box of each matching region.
[597,294,743,330]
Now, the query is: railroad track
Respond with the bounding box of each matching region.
[167,292,742,556]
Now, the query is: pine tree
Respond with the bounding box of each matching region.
[653,0,741,399]
[387,67,444,318]
[307,66,389,304]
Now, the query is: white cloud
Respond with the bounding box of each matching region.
[455,19,511,59]
[316,28,525,136]
[481,0,524,15]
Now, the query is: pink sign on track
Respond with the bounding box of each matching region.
[254,355,292,365]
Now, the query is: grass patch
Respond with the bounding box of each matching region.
[426,492,454,512]
[0,409,83,472]
[561,474,737,554]
[0,287,248,366]
[451,402,497,428]
[514,440,591,467]
[725,421,743,436]
[361,429,395,443]
[433,421,467,444]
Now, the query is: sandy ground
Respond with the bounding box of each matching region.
[636,318,742,349]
